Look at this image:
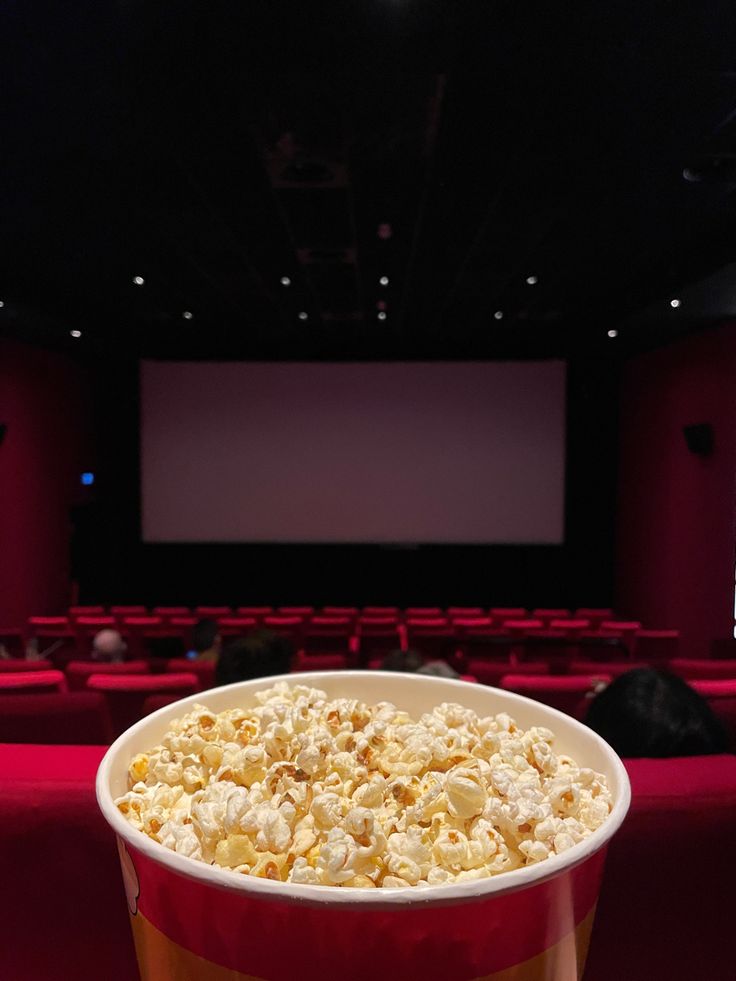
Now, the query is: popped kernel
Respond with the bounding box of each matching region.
[116,685,612,887]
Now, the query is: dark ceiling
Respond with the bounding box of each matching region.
[3,1,736,360]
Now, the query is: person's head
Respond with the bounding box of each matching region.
[215,629,294,686]
[416,659,460,679]
[381,649,423,673]
[585,668,728,758]
[92,628,127,663]
[192,618,221,656]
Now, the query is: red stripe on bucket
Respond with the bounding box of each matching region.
[126,841,605,981]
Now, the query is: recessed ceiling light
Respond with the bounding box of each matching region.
[182,311,193,320]
[525,275,538,286]
[493,310,504,320]
[377,311,387,321]
[70,329,82,338]
[670,298,681,308]
[607,329,618,338]
[379,276,389,286]
[133,276,145,286]
[298,311,308,321]
[280,276,291,287]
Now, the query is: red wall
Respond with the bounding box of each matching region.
[616,323,736,657]
[0,340,92,626]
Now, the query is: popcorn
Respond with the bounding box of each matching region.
[116,685,612,888]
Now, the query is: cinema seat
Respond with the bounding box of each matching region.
[466,660,549,687]
[633,629,679,661]
[500,673,611,719]
[0,670,68,694]
[166,658,217,690]
[584,755,736,981]
[0,692,113,744]
[569,660,649,679]
[669,658,736,680]
[0,658,53,672]
[65,659,151,691]
[689,679,736,751]
[0,628,25,657]
[292,651,350,672]
[87,672,198,735]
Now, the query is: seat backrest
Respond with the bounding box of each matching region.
[109,606,148,616]
[87,672,198,735]
[65,659,151,691]
[194,606,232,617]
[0,692,113,743]
[669,658,736,680]
[446,607,485,618]
[500,673,611,718]
[466,659,549,686]
[405,607,443,618]
[166,658,216,690]
[569,660,649,679]
[0,670,68,693]
[490,607,527,619]
[585,755,736,981]
[0,658,53,673]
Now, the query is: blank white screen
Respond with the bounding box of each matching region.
[141,361,566,544]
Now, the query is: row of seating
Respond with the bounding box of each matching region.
[3,615,680,667]
[6,741,732,981]
[27,604,620,622]
[2,663,735,745]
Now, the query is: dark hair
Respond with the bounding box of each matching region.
[192,618,220,654]
[585,668,728,758]
[381,649,423,673]
[215,629,294,686]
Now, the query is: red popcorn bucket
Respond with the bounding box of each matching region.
[97,671,630,981]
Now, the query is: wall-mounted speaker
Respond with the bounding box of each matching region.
[683,422,714,457]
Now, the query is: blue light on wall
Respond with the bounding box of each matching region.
[81,472,95,486]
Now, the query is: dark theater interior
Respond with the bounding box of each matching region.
[2,3,736,979]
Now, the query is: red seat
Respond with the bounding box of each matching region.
[87,672,198,735]
[166,658,217,690]
[0,670,68,694]
[120,616,167,658]
[531,608,571,622]
[65,659,151,691]
[2,744,138,981]
[456,628,513,664]
[301,617,356,657]
[585,755,736,981]
[688,679,736,751]
[109,605,148,617]
[548,618,591,635]
[194,606,232,618]
[277,606,315,617]
[405,619,457,663]
[577,631,631,661]
[356,617,405,662]
[599,619,642,634]
[405,607,444,618]
[490,607,527,620]
[517,630,576,670]
[68,605,106,618]
[217,617,258,637]
[669,658,736,680]
[152,606,191,618]
[292,652,350,672]
[466,660,549,687]
[500,673,611,719]
[573,607,613,627]
[633,629,679,661]
[142,693,182,715]
[0,692,113,744]
[320,606,359,619]
[361,606,400,617]
[74,616,117,643]
[447,607,485,618]
[26,616,77,654]
[0,658,53,672]
[569,660,650,679]
[502,618,546,635]
[261,616,304,643]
